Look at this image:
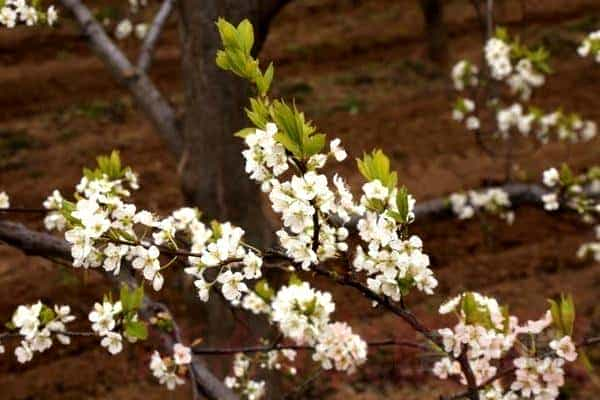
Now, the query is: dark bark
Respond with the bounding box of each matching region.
[419,0,448,66]
[175,0,290,370]
[177,0,288,247]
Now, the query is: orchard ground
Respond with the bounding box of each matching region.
[0,0,599,398]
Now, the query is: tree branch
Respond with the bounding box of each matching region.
[137,0,176,72]
[192,338,430,355]
[0,220,237,400]
[60,0,183,157]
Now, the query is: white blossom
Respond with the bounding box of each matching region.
[0,191,9,208]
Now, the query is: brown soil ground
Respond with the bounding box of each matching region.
[0,0,599,399]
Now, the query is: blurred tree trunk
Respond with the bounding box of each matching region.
[176,0,288,369]
[419,0,448,66]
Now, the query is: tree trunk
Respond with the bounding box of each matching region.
[419,0,448,66]
[176,0,288,366]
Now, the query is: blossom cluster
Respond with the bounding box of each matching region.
[451,60,479,91]
[451,28,597,147]
[111,0,148,40]
[42,156,174,291]
[39,152,265,303]
[149,343,192,390]
[241,122,355,270]
[449,187,514,223]
[541,165,599,217]
[484,34,546,100]
[0,191,9,209]
[353,180,437,297]
[271,281,334,344]
[88,300,128,354]
[0,0,57,28]
[484,37,513,80]
[269,281,367,373]
[225,353,267,400]
[433,292,517,386]
[452,97,480,131]
[496,103,596,143]
[577,225,600,263]
[3,301,74,363]
[542,165,600,261]
[183,220,264,305]
[577,30,600,63]
[433,292,579,400]
[312,322,367,374]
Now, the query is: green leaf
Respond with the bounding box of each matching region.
[548,298,564,333]
[245,97,270,129]
[210,220,222,239]
[274,131,302,157]
[156,317,174,333]
[120,285,143,313]
[560,163,574,186]
[216,18,239,50]
[303,296,317,315]
[237,19,254,55]
[560,294,575,336]
[256,62,274,96]
[216,50,230,70]
[356,149,398,189]
[395,186,410,223]
[501,305,511,333]
[113,228,137,243]
[234,127,257,139]
[131,286,144,311]
[120,285,132,312]
[254,279,274,302]
[270,100,322,160]
[462,292,478,325]
[548,294,575,336]
[579,349,595,374]
[304,133,326,157]
[460,292,495,330]
[125,320,148,340]
[494,26,509,41]
[39,305,56,325]
[396,276,414,296]
[289,273,303,286]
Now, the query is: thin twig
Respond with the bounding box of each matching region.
[192,338,429,355]
[137,0,175,72]
[60,0,183,156]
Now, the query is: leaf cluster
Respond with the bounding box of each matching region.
[495,26,552,74]
[216,18,274,97]
[83,150,131,182]
[357,150,412,223]
[460,292,510,333]
[119,285,148,340]
[548,293,575,337]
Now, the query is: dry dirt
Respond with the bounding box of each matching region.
[0,0,599,399]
